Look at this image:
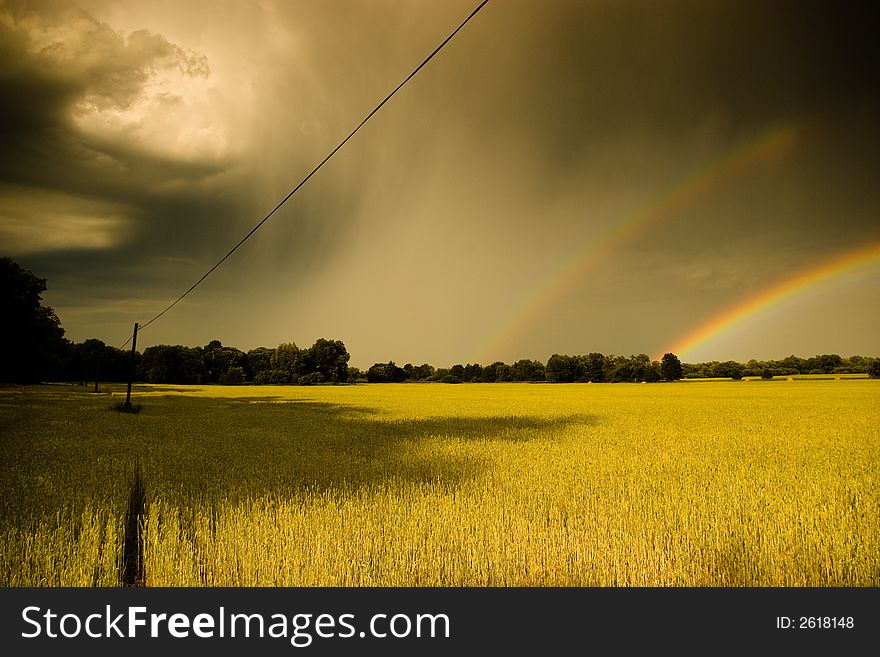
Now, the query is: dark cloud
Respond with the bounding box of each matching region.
[0,2,227,210]
[0,3,210,156]
[0,1,241,318]
[2,0,878,361]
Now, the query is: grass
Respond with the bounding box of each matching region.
[0,380,877,586]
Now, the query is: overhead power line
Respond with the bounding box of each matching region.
[124,0,490,347]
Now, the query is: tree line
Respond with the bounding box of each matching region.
[362,352,686,383]
[3,256,879,384]
[40,338,350,386]
[682,354,878,379]
[360,352,879,383]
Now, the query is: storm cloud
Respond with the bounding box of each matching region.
[2,0,878,365]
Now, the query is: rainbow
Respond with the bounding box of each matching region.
[657,241,880,361]
[477,123,801,362]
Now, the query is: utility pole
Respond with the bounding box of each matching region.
[124,322,138,411]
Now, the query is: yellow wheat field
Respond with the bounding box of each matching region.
[1,380,878,586]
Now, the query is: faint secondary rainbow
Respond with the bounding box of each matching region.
[658,241,880,361]
[476,122,800,362]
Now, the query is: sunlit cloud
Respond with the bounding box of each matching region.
[0,186,131,254]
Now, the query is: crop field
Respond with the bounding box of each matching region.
[1,380,878,586]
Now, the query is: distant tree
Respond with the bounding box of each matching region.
[477,361,510,382]
[843,355,869,374]
[247,347,275,381]
[868,359,880,379]
[66,338,131,383]
[367,363,388,383]
[347,366,365,382]
[72,338,105,384]
[781,355,805,374]
[743,359,765,377]
[402,363,434,381]
[816,354,842,374]
[260,369,291,384]
[581,353,605,382]
[389,361,406,382]
[140,345,206,384]
[307,338,350,383]
[660,353,683,381]
[462,363,483,382]
[417,364,435,380]
[272,343,303,381]
[297,371,326,386]
[450,364,465,381]
[202,340,248,383]
[724,361,744,380]
[219,366,245,385]
[0,257,68,382]
[643,360,662,383]
[510,359,545,382]
[546,354,580,382]
[367,361,404,383]
[604,355,632,383]
[760,368,774,380]
[711,360,743,379]
[479,362,498,382]
[629,354,652,382]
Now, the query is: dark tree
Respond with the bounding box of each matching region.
[402,363,435,381]
[868,358,880,379]
[307,338,350,383]
[247,347,275,380]
[814,354,843,374]
[72,338,106,384]
[629,354,653,382]
[713,360,744,380]
[478,362,498,382]
[271,343,303,381]
[546,354,580,382]
[0,257,68,382]
[660,353,683,381]
[580,353,605,383]
[221,366,245,385]
[407,363,434,380]
[510,359,545,381]
[843,355,869,373]
[602,355,632,383]
[462,363,483,382]
[65,339,131,383]
[643,360,662,383]
[485,361,511,382]
[139,345,206,384]
[781,355,805,374]
[367,361,404,383]
[202,340,248,383]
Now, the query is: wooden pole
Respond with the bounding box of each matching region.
[124,322,138,410]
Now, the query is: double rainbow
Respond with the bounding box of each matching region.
[477,123,801,362]
[657,241,880,361]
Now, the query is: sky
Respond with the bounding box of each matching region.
[1,0,878,369]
